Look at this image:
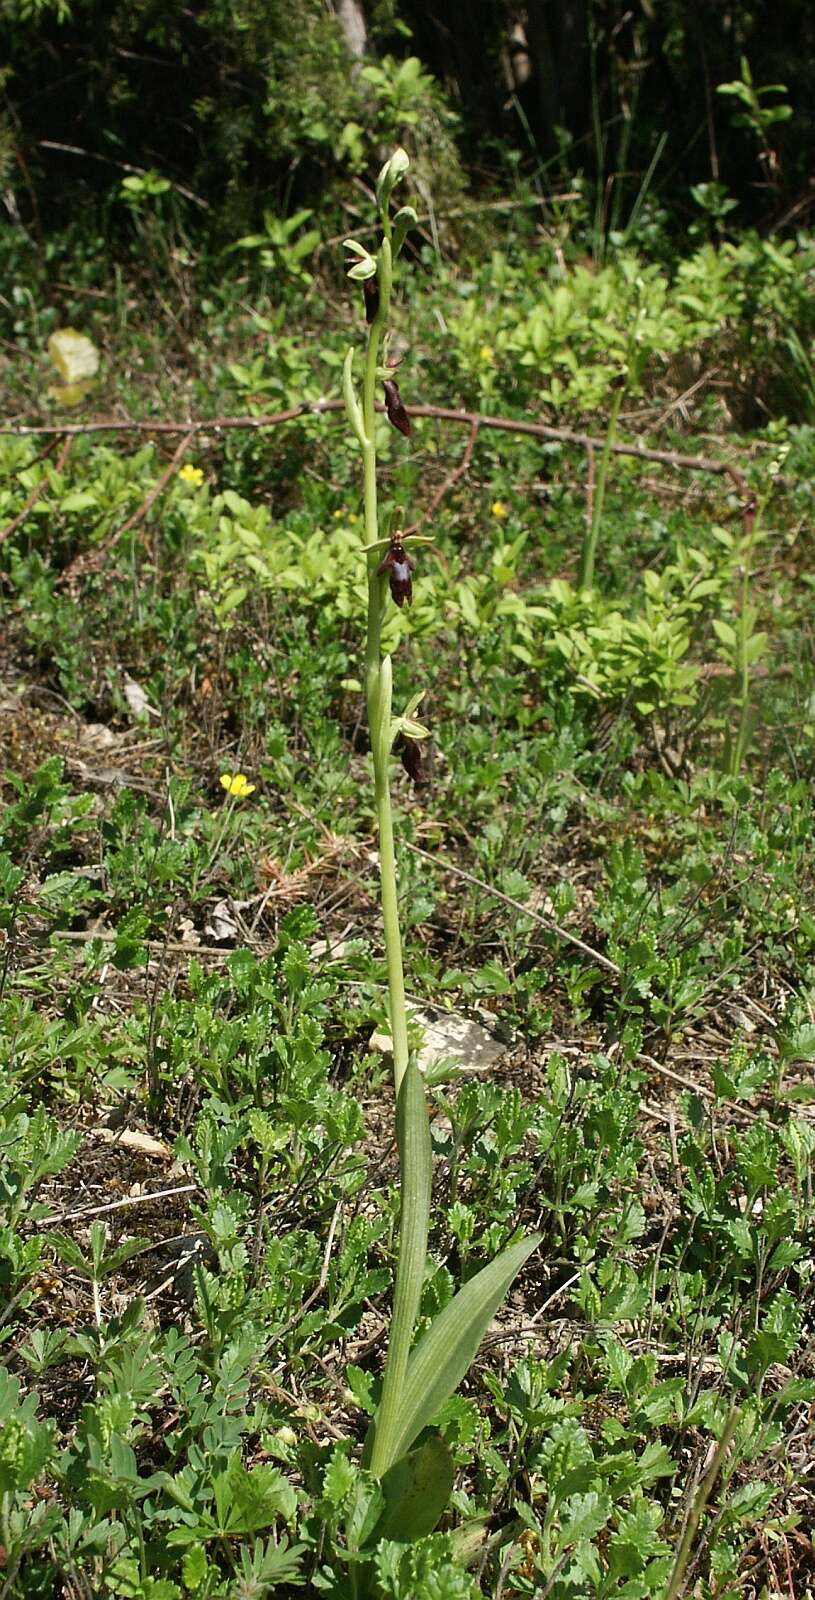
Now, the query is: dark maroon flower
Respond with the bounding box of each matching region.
[377,540,414,608]
[383,378,411,437]
[399,736,430,787]
[363,276,380,325]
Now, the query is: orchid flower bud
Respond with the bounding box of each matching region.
[399,735,430,786]
[363,276,380,324]
[383,378,411,437]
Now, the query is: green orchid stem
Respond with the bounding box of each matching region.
[358,230,411,1099]
[345,166,451,1488]
[579,382,624,590]
[344,193,434,1482]
[729,559,752,778]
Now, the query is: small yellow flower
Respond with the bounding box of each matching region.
[478,343,494,363]
[333,508,345,519]
[179,463,204,486]
[220,772,256,799]
[348,512,359,525]
[491,499,509,519]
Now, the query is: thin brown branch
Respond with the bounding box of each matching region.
[0,400,748,490]
[403,839,620,975]
[0,401,339,438]
[58,430,196,586]
[38,140,210,209]
[405,417,479,535]
[405,405,749,491]
[120,430,196,536]
[0,435,72,545]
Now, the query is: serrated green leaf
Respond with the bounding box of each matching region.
[722,1478,775,1524]
[45,1230,91,1275]
[779,1022,815,1062]
[557,1489,612,1548]
[181,1544,208,1589]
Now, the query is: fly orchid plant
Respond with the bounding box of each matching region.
[342,148,540,1545]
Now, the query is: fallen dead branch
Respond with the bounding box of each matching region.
[404,416,480,536]
[60,429,195,586]
[0,399,748,491]
[403,838,620,975]
[0,434,72,545]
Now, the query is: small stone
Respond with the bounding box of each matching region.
[369,1007,507,1076]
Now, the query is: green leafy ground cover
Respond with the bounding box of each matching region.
[1,212,815,1598]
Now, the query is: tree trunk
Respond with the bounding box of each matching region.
[337,0,368,60]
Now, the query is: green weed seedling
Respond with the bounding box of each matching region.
[0,1371,61,1589]
[717,56,792,185]
[340,148,540,1564]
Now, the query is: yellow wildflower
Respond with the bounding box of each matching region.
[333,508,345,519]
[179,463,204,486]
[478,343,494,363]
[491,499,509,519]
[348,512,358,525]
[220,772,256,799]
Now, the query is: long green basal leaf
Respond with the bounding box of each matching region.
[365,1058,432,1477]
[380,1233,541,1471]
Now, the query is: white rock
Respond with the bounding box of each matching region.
[369,1007,507,1076]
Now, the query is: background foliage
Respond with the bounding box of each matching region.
[2,0,814,248]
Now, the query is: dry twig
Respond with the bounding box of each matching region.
[0,400,748,491]
[59,429,195,586]
[0,435,72,545]
[404,417,480,535]
[403,839,620,974]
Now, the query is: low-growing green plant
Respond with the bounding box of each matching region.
[339,148,540,1559]
[717,56,792,187]
[229,207,322,285]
